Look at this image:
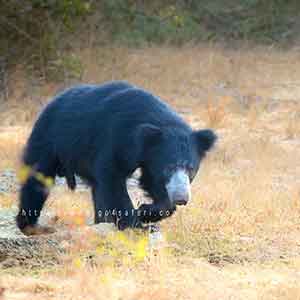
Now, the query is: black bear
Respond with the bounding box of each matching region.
[16,81,217,235]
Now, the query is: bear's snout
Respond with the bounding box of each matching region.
[166,169,191,206]
[173,197,188,206]
[172,189,190,206]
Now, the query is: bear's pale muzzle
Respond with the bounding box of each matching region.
[166,169,191,206]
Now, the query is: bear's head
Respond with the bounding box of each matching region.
[137,124,217,208]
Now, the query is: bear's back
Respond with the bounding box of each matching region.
[52,81,134,108]
[97,87,189,130]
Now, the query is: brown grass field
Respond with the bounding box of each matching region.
[1,44,300,299]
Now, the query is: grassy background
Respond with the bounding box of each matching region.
[1,0,300,86]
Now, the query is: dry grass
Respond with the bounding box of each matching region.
[1,44,300,299]
[0,126,29,170]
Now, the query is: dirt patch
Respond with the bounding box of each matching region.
[0,208,120,268]
[0,211,61,268]
[0,169,146,269]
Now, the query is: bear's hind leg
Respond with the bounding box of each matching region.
[16,160,56,235]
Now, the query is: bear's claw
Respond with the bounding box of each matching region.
[20,224,56,236]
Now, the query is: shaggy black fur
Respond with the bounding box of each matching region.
[16,81,217,231]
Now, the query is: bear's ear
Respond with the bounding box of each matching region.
[135,123,163,149]
[193,129,217,153]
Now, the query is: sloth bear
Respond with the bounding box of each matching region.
[16,81,217,235]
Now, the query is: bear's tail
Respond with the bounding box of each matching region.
[66,174,76,190]
[56,164,76,190]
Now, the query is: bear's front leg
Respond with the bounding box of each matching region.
[92,186,115,224]
[137,201,176,224]
[92,176,142,230]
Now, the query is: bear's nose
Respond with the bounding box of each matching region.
[174,198,188,206]
[173,192,189,206]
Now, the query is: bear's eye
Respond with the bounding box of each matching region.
[187,166,196,181]
[163,165,175,179]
